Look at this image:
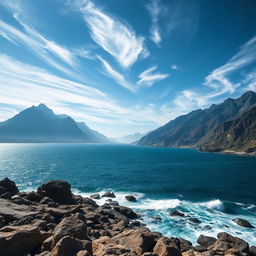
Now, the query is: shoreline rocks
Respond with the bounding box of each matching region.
[0,177,255,256]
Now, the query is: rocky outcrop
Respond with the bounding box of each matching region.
[0,177,254,256]
[0,177,19,199]
[37,180,74,204]
[232,218,255,228]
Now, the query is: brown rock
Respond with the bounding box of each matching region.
[179,238,192,252]
[114,229,159,254]
[53,214,87,245]
[232,218,255,228]
[125,195,137,202]
[0,222,51,256]
[0,178,19,196]
[51,236,92,256]
[197,234,217,248]
[92,236,131,256]
[37,180,74,204]
[42,236,54,252]
[113,206,139,219]
[169,210,185,217]
[209,240,231,253]
[217,232,249,252]
[249,246,256,256]
[76,250,91,256]
[153,237,182,256]
[101,192,116,198]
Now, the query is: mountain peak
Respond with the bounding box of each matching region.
[35,103,55,117]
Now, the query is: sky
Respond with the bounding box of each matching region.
[0,0,256,137]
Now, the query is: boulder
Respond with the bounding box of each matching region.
[249,246,256,256]
[125,195,137,202]
[92,236,131,256]
[114,229,160,254]
[53,214,87,244]
[179,238,192,252]
[169,210,185,217]
[0,222,51,256]
[113,206,139,219]
[217,232,249,253]
[232,218,255,228]
[90,194,100,200]
[37,180,74,204]
[0,178,19,196]
[153,237,182,256]
[207,240,231,254]
[101,192,116,198]
[51,236,92,256]
[76,250,91,256]
[197,235,217,248]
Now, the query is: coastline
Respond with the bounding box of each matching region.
[0,178,255,256]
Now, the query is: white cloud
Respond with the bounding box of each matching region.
[75,0,148,68]
[147,0,162,46]
[204,35,256,98]
[137,66,169,86]
[97,55,135,92]
[171,65,178,70]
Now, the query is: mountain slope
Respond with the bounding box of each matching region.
[200,105,256,152]
[0,104,109,143]
[137,91,256,150]
[115,132,148,144]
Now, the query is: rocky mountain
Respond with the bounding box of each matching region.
[137,91,256,152]
[0,104,109,143]
[200,105,256,152]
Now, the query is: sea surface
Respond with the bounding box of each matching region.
[0,143,255,244]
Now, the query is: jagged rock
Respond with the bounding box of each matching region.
[53,214,87,244]
[197,234,217,248]
[25,191,41,202]
[217,232,249,252]
[249,246,256,256]
[153,237,182,256]
[114,229,160,254]
[0,178,19,196]
[0,222,51,256]
[90,193,100,200]
[42,236,54,252]
[92,236,131,256]
[44,204,81,217]
[51,236,92,256]
[169,210,185,217]
[0,215,5,228]
[102,192,116,198]
[0,191,11,199]
[179,238,192,252]
[113,206,139,219]
[232,218,255,228]
[125,195,137,202]
[0,198,36,221]
[76,250,91,256]
[37,180,74,204]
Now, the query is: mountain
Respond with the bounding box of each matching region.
[137,91,256,152]
[200,105,256,152]
[0,104,109,143]
[115,132,148,144]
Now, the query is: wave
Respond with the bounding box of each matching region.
[199,199,224,210]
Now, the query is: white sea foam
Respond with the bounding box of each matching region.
[134,199,181,210]
[199,199,224,210]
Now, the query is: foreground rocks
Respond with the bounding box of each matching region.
[0,177,255,256]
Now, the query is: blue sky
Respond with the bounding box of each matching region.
[0,0,256,137]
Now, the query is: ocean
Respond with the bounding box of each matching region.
[0,143,255,244]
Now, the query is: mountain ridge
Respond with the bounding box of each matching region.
[137,91,256,152]
[0,104,109,143]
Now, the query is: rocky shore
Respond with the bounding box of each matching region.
[0,178,255,256]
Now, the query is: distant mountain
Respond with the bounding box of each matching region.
[137,91,256,152]
[115,132,148,144]
[0,104,109,143]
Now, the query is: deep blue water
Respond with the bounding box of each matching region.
[0,143,255,244]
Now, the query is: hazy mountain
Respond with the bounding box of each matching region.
[115,132,148,144]
[137,91,256,152]
[0,104,109,143]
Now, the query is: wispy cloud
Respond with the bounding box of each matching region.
[97,55,135,92]
[75,0,148,68]
[171,65,178,70]
[137,66,169,87]
[204,35,256,98]
[146,0,162,46]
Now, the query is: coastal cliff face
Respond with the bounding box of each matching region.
[0,178,255,256]
[137,91,256,153]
